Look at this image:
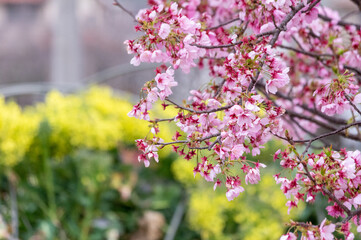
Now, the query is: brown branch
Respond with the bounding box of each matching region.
[278,45,333,58]
[113,0,136,21]
[341,10,361,20]
[302,0,321,13]
[214,79,225,98]
[188,146,210,150]
[322,186,352,215]
[290,221,317,228]
[189,136,221,150]
[155,133,220,147]
[289,116,332,147]
[345,65,361,76]
[256,82,347,125]
[165,98,234,114]
[318,14,361,30]
[191,40,244,49]
[292,36,305,51]
[345,94,361,116]
[269,2,310,47]
[274,121,361,146]
[287,139,353,218]
[156,140,188,146]
[301,121,361,144]
[151,117,176,123]
[195,1,315,51]
[208,136,221,150]
[248,2,310,92]
[342,207,361,224]
[257,84,359,142]
[165,98,196,112]
[206,18,241,30]
[193,29,284,49]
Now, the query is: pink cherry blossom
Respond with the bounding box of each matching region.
[320,219,335,240]
[159,23,171,39]
[125,0,361,238]
[280,232,297,240]
[245,168,261,185]
[226,186,244,201]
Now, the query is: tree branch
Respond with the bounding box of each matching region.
[318,14,361,30]
[278,45,333,58]
[155,133,220,147]
[256,82,347,125]
[274,121,361,146]
[248,2,312,92]
[113,0,136,21]
[165,98,234,114]
[206,18,241,30]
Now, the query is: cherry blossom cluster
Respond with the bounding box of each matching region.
[193,156,221,182]
[135,138,162,167]
[128,65,177,120]
[276,147,361,239]
[280,218,337,240]
[118,0,361,238]
[275,7,361,118]
[124,1,207,73]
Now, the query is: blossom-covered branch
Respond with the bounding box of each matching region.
[121,0,361,238]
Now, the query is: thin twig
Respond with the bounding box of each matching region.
[345,65,361,76]
[191,40,244,49]
[214,79,225,98]
[341,10,361,20]
[206,18,240,30]
[152,117,176,123]
[291,36,305,51]
[274,121,361,147]
[165,98,234,114]
[248,1,310,92]
[156,140,188,146]
[278,45,333,58]
[289,116,331,147]
[342,207,361,224]
[193,29,280,49]
[302,0,320,13]
[155,133,220,147]
[257,84,359,142]
[256,82,347,125]
[113,0,136,21]
[318,14,361,30]
[208,136,221,150]
[345,94,361,116]
[322,186,352,215]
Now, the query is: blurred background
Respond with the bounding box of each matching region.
[0,0,359,239]
[0,0,206,104]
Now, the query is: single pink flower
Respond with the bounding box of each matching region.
[226,186,244,201]
[320,219,335,240]
[159,23,171,39]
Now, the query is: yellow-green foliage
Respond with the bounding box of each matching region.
[0,86,174,166]
[0,97,39,166]
[172,158,304,240]
[171,158,203,187]
[188,188,232,240]
[36,87,147,155]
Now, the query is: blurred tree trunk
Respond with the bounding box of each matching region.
[51,0,81,86]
